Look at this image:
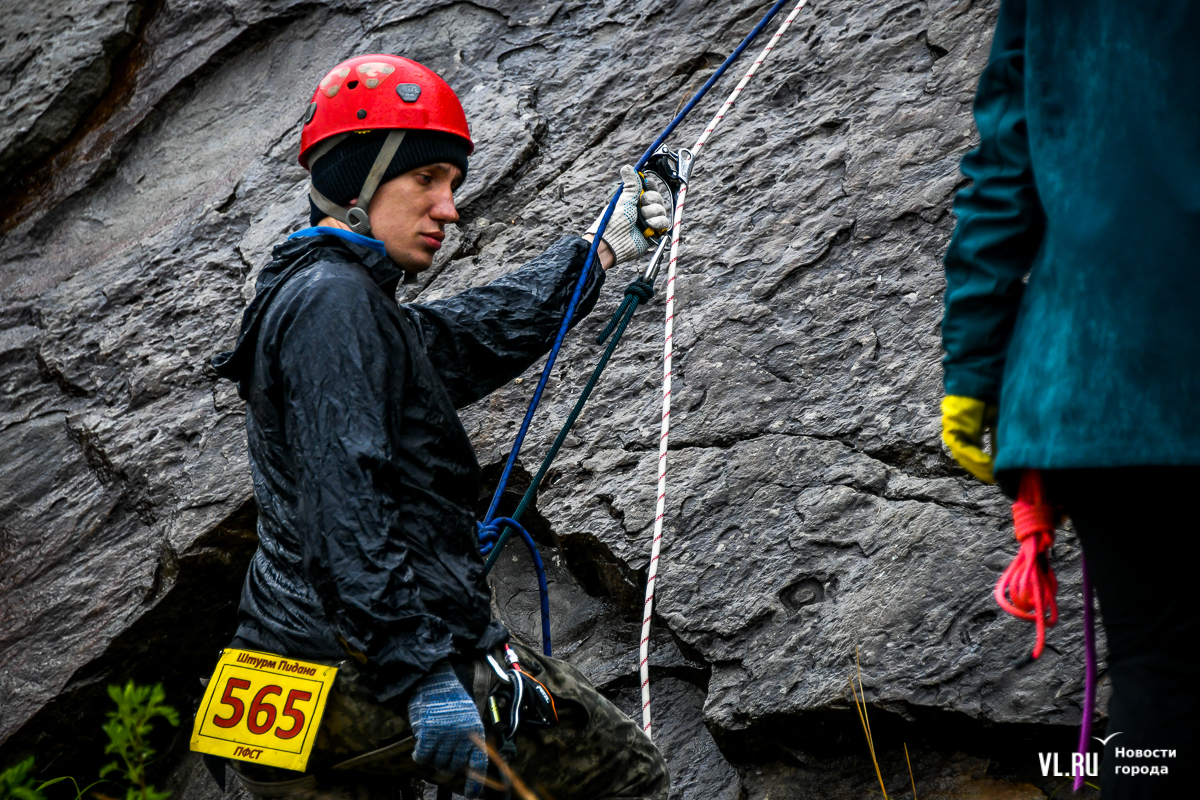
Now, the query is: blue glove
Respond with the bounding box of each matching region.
[407,663,488,798]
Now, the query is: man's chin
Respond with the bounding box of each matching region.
[387,247,435,274]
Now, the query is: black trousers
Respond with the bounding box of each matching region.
[1045,468,1199,799]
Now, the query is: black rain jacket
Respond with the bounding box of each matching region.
[212,232,604,701]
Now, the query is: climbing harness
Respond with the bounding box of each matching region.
[478,646,559,800]
[476,0,810,696]
[485,646,559,744]
[995,469,1098,794]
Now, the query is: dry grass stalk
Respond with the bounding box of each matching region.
[904,742,917,799]
[849,647,889,799]
[468,734,543,800]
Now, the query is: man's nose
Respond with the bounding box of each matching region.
[431,187,459,224]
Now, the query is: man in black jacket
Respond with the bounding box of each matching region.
[211,55,669,799]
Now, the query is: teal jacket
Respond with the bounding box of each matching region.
[942,0,1200,473]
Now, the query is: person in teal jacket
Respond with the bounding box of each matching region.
[940,1,1198,796]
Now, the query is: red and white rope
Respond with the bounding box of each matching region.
[639,0,809,738]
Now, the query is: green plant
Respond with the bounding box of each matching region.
[99,682,179,800]
[4,758,117,800]
[0,758,106,800]
[0,758,46,800]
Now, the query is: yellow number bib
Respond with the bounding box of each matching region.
[190,649,338,772]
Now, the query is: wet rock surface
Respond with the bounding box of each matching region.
[0,0,143,189]
[1,0,1104,796]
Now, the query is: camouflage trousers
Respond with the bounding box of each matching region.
[230,642,669,800]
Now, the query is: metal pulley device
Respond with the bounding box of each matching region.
[636,147,690,238]
[637,147,694,281]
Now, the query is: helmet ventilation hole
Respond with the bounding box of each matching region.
[347,80,359,89]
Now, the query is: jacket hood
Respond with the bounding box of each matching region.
[212,234,401,399]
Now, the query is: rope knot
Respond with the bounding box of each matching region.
[1012,499,1055,546]
[477,520,502,554]
[624,278,654,303]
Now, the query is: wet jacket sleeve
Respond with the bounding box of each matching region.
[406,236,606,408]
[942,0,1045,403]
[277,274,454,693]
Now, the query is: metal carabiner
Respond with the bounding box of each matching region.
[642,236,670,283]
[507,667,524,734]
[486,654,512,683]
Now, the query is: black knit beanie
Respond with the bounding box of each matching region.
[308,129,470,225]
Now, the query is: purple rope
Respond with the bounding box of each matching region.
[1074,553,1097,793]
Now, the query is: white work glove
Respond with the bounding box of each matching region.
[585,165,670,266]
[639,180,670,236]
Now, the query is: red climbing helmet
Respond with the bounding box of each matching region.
[298,54,474,169]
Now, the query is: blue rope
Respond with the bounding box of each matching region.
[482,278,655,576]
[482,203,615,526]
[634,0,794,166]
[482,0,793,526]
[479,518,552,656]
[479,0,798,658]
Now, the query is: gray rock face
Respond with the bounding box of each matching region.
[0,0,1098,796]
[0,0,142,190]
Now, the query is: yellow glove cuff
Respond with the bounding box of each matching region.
[940,395,997,484]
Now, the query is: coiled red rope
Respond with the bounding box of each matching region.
[994,469,1098,793]
[994,469,1059,659]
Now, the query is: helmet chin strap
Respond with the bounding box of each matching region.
[308,130,407,236]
